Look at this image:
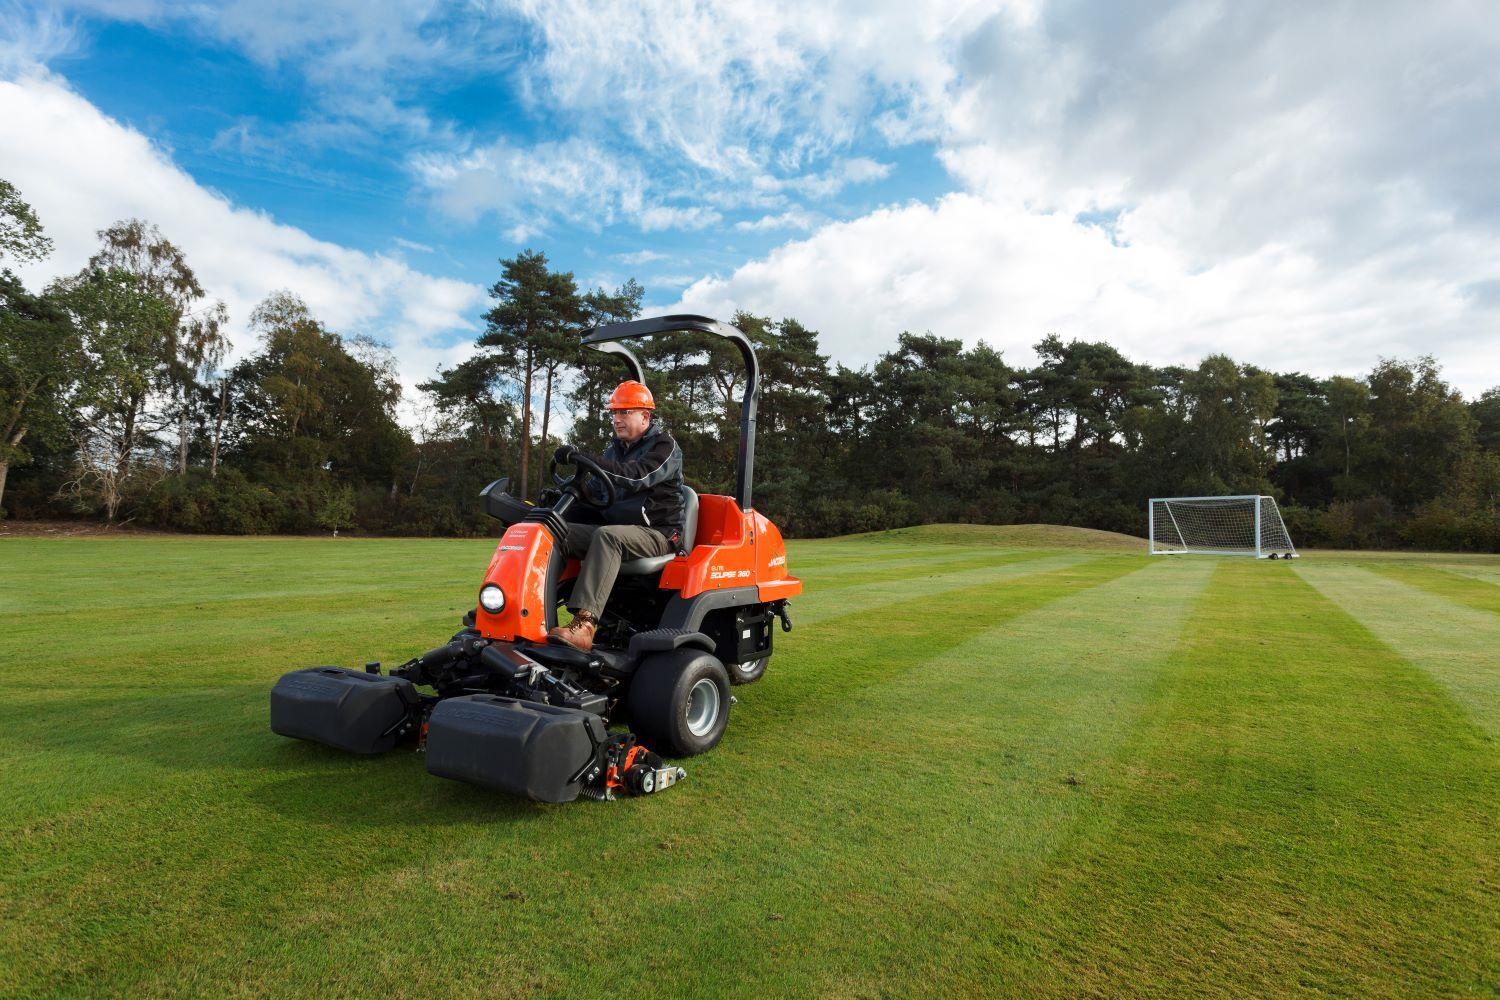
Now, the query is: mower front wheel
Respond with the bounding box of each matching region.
[728,656,768,685]
[628,648,731,757]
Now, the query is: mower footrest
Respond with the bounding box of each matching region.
[628,629,713,654]
[425,695,607,803]
[270,666,417,754]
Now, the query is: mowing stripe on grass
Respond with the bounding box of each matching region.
[799,549,1051,594]
[794,552,1099,626]
[803,546,1032,579]
[785,542,966,562]
[1362,562,1500,617]
[619,558,1219,998]
[1426,563,1500,588]
[746,554,1152,726]
[971,561,1500,997]
[1296,562,1500,734]
[0,537,495,615]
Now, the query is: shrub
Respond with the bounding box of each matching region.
[1318,497,1400,549]
[139,469,283,534]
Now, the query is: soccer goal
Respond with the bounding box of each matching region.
[1148,495,1298,558]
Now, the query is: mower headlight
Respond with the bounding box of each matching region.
[478,584,505,614]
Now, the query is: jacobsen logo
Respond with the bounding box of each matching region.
[709,569,753,580]
[767,555,786,567]
[499,545,524,552]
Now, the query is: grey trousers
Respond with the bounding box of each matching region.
[562,523,672,618]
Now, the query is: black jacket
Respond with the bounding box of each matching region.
[588,422,685,543]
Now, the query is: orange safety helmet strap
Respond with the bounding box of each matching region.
[609,380,655,411]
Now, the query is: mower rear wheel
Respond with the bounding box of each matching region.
[628,648,731,757]
[728,656,768,685]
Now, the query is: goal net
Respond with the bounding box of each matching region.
[1148,495,1297,558]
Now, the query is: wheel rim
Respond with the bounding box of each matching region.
[736,657,767,676]
[685,677,721,737]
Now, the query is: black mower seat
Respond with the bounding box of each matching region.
[617,485,698,576]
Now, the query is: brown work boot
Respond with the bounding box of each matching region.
[547,610,597,652]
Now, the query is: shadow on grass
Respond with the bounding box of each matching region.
[6,684,568,830]
[244,764,554,829]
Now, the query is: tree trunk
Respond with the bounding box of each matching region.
[110,395,141,523]
[210,379,228,478]
[119,401,137,482]
[177,385,189,475]
[0,416,24,513]
[518,344,534,500]
[284,373,306,474]
[539,364,554,497]
[104,476,122,524]
[408,454,424,496]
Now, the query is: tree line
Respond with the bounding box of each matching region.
[3,179,1497,550]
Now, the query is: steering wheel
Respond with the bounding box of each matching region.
[549,451,618,510]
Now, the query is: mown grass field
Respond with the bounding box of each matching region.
[1,526,1497,998]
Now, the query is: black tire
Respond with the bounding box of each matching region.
[627,648,731,757]
[728,656,768,686]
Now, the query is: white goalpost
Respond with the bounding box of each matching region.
[1148,495,1298,558]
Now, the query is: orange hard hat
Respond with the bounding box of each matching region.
[608,380,655,411]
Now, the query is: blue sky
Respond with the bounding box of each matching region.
[3,1,1498,400]
[49,16,945,292]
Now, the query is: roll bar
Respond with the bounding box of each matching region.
[582,314,759,510]
[587,340,646,384]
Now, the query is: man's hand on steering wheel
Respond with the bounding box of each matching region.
[549,447,617,509]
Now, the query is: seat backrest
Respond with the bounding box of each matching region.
[678,485,699,553]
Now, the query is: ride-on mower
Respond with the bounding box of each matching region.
[270,315,802,802]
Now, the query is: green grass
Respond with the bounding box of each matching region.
[1,528,1496,997]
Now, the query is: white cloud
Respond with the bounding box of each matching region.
[411,135,734,234]
[939,3,1500,261]
[648,274,700,288]
[772,158,894,200]
[411,136,651,233]
[673,192,1500,395]
[507,0,992,171]
[407,2,983,231]
[638,205,722,232]
[670,0,1500,395]
[734,210,818,233]
[1,72,486,409]
[614,249,668,265]
[0,2,79,71]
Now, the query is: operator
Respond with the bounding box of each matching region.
[546,379,684,652]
